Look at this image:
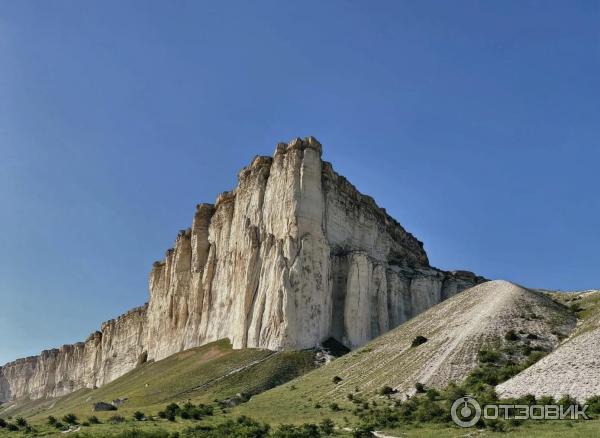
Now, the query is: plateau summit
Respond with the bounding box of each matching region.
[0,137,484,402]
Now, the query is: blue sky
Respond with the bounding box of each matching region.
[0,1,598,365]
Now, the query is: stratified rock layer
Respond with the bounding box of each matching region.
[0,137,484,402]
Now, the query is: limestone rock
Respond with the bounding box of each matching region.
[0,137,485,402]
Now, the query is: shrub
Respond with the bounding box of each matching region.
[484,418,508,432]
[586,395,600,416]
[443,382,466,401]
[54,421,65,430]
[319,418,335,435]
[109,415,126,424]
[411,335,428,347]
[519,394,537,405]
[426,388,440,401]
[88,416,101,424]
[505,330,519,341]
[7,423,19,431]
[332,376,343,384]
[82,421,90,427]
[413,399,446,422]
[524,351,548,367]
[527,333,539,340]
[558,394,579,407]
[379,385,396,396]
[538,395,555,405]
[272,423,321,438]
[569,303,583,313]
[477,350,500,364]
[158,411,167,419]
[47,416,57,426]
[63,414,78,425]
[15,417,27,427]
[165,403,180,416]
[329,402,341,411]
[0,418,6,428]
[415,382,426,393]
[183,416,270,438]
[133,411,146,421]
[352,423,374,437]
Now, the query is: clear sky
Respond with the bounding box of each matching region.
[1,1,598,365]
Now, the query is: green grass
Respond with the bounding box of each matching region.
[0,339,315,426]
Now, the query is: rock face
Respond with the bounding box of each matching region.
[0,305,147,401]
[0,137,484,402]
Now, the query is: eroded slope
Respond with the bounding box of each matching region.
[238,280,575,422]
[497,290,600,401]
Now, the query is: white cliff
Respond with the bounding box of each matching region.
[0,137,484,402]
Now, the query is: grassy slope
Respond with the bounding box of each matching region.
[0,339,315,424]
[235,281,575,424]
[495,290,600,401]
[548,290,600,337]
[2,286,599,437]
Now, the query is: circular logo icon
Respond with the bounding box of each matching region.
[451,396,481,428]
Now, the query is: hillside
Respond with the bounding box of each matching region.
[0,339,315,424]
[236,280,576,423]
[497,290,600,401]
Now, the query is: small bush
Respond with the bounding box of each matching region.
[54,421,65,430]
[504,330,519,341]
[477,350,501,364]
[411,335,428,347]
[0,418,6,428]
[538,395,555,405]
[15,417,27,427]
[352,424,374,438]
[329,402,341,412]
[379,385,396,396]
[319,418,335,435]
[63,414,78,425]
[415,382,426,393]
[47,416,57,426]
[109,415,126,424]
[272,423,321,438]
[426,388,440,401]
[569,303,583,313]
[586,395,600,415]
[158,411,167,419]
[88,416,101,424]
[82,421,90,427]
[332,376,343,384]
[444,382,466,401]
[7,423,19,431]
[133,411,146,421]
[558,394,579,407]
[484,418,508,432]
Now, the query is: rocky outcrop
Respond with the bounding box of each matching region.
[0,137,485,402]
[0,305,147,401]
